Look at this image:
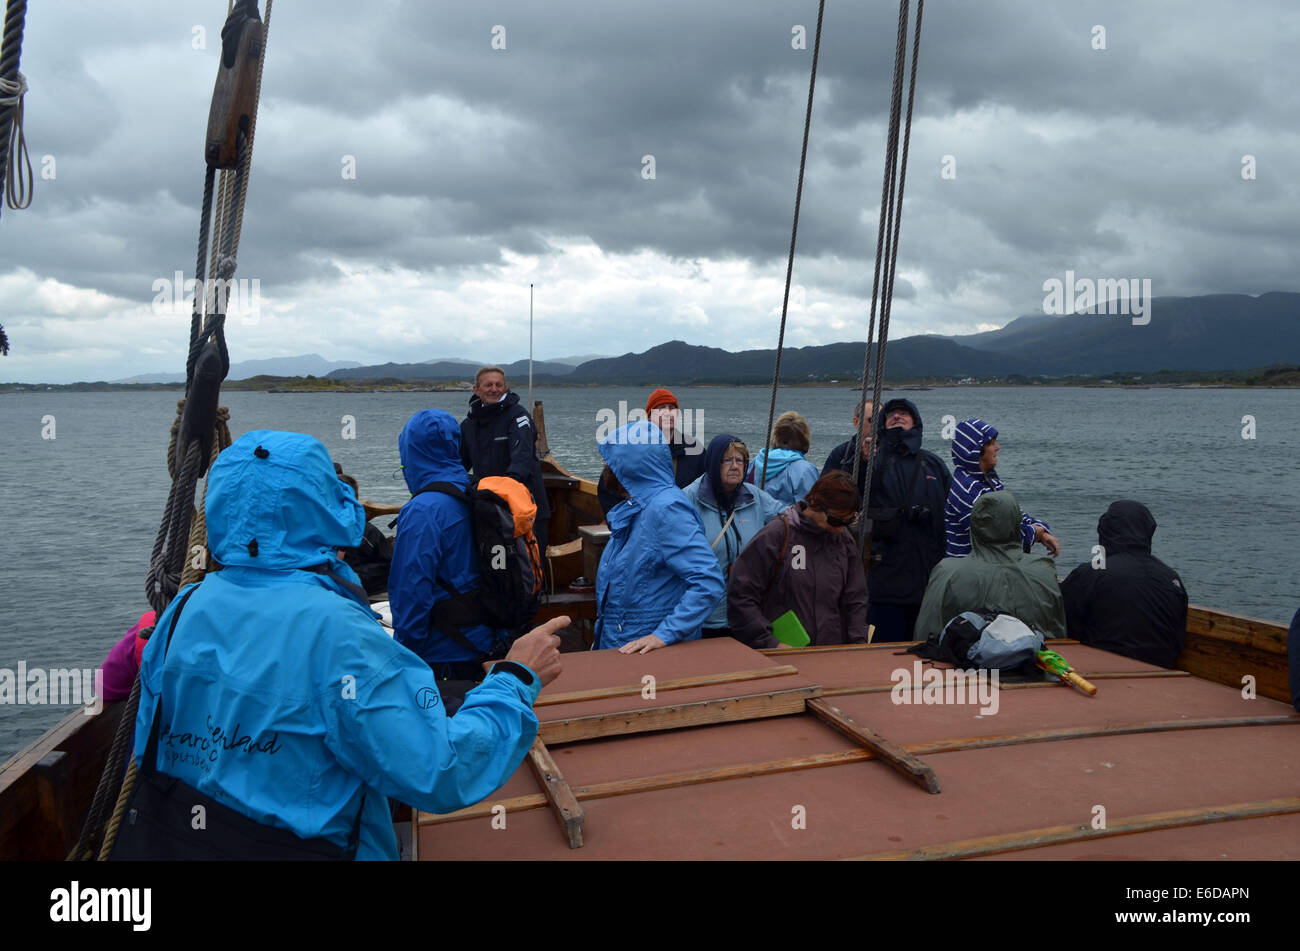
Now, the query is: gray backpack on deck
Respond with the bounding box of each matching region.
[907,610,1045,672]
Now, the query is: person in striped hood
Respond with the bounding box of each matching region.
[945,418,1059,558]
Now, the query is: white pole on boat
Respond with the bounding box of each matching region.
[528,282,534,409]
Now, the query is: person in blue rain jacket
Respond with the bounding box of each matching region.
[389,408,507,673]
[133,429,563,860]
[748,411,821,506]
[684,433,785,636]
[594,421,726,654]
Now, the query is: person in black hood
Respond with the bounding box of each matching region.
[1060,500,1189,668]
[459,366,551,552]
[823,397,951,642]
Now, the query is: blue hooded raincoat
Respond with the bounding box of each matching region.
[747,448,820,506]
[133,430,541,860]
[945,418,1049,558]
[594,422,726,649]
[390,409,504,663]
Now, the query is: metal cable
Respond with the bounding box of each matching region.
[760,0,826,490]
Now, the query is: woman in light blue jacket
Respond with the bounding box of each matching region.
[748,411,821,506]
[684,433,786,637]
[595,422,727,654]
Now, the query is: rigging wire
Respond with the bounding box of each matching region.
[760,0,826,490]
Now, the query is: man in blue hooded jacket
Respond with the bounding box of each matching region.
[132,430,565,860]
[391,409,509,697]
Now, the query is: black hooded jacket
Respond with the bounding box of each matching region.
[821,398,951,605]
[459,390,551,520]
[1060,500,1188,668]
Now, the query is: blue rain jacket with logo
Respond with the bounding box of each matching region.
[748,448,820,506]
[594,422,726,649]
[390,409,504,662]
[945,418,1049,557]
[133,430,540,860]
[685,435,786,629]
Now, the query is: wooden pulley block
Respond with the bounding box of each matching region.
[204,15,264,168]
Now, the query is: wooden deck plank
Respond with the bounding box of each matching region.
[526,737,585,849]
[851,797,1300,860]
[535,665,800,707]
[539,686,818,745]
[808,698,940,794]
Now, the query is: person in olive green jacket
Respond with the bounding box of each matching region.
[914,490,1066,641]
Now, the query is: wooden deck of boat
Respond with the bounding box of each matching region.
[414,638,1300,860]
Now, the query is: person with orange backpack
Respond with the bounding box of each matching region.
[391,409,543,711]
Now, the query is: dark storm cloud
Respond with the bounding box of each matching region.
[2,0,1297,381]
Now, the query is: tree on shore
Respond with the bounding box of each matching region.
[0,323,9,356]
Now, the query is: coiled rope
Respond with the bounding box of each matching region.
[760,0,826,490]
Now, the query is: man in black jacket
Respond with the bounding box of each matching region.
[822,397,951,642]
[1060,500,1188,668]
[460,366,550,553]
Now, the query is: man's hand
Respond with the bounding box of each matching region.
[1035,526,1061,557]
[501,616,568,688]
[618,634,667,655]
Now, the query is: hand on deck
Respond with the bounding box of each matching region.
[619,634,667,655]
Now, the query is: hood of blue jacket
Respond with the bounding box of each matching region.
[1098,499,1156,555]
[751,447,804,481]
[399,409,470,494]
[599,422,675,499]
[952,417,999,475]
[206,430,367,571]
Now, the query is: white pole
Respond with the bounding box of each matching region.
[528,283,534,409]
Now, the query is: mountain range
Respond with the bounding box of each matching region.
[322,292,1300,384]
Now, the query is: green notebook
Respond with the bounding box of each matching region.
[772,610,810,647]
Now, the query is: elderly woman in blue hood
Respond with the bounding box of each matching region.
[131,429,563,860]
[595,422,726,654]
[684,434,785,637]
[945,418,1059,559]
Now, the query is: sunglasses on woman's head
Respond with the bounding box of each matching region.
[822,508,858,528]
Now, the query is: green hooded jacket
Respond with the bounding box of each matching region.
[913,490,1066,640]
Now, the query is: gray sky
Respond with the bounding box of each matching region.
[1,0,1296,382]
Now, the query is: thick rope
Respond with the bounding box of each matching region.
[0,0,30,222]
[760,0,826,490]
[852,0,911,501]
[854,1,923,564]
[74,0,269,863]
[181,406,232,587]
[66,676,141,861]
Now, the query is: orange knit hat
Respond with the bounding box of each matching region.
[645,387,679,413]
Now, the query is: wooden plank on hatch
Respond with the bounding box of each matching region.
[807,698,940,794]
[540,687,818,745]
[527,737,585,849]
